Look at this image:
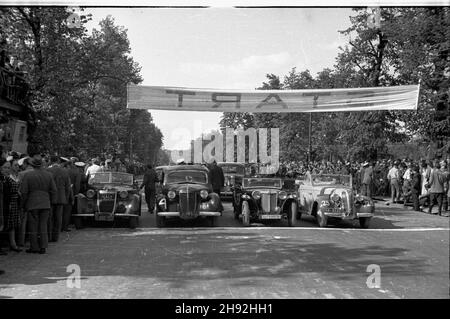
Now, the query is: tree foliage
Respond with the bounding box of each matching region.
[0,8,163,162]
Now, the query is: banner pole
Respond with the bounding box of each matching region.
[415,79,421,113]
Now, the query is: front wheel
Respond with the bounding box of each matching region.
[359,217,371,229]
[155,213,165,228]
[242,201,250,226]
[288,201,298,227]
[316,209,328,227]
[129,216,138,229]
[74,217,83,229]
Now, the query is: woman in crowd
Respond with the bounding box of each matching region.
[0,157,22,252]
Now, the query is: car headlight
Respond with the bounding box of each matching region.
[86,189,95,199]
[331,193,341,202]
[167,190,176,199]
[252,191,261,200]
[278,191,287,200]
[321,200,330,207]
[119,191,128,199]
[200,189,209,199]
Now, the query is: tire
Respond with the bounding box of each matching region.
[359,217,371,229]
[316,209,328,227]
[288,201,298,227]
[129,216,138,229]
[242,201,250,226]
[74,217,83,230]
[208,216,217,227]
[155,213,165,228]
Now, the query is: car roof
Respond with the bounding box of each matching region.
[165,165,209,172]
[217,162,245,166]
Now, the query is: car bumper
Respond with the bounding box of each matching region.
[72,213,139,217]
[157,211,221,217]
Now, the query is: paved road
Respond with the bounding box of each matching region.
[0,200,448,299]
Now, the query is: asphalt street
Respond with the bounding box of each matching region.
[0,199,448,299]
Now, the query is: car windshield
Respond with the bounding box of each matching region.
[311,174,352,187]
[166,170,208,184]
[219,164,245,175]
[89,172,134,185]
[243,178,282,189]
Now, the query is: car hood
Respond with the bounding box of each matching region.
[165,183,209,192]
[92,184,134,192]
[319,186,352,197]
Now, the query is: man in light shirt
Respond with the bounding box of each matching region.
[86,158,102,180]
[387,160,401,204]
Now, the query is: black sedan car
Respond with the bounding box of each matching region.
[73,172,142,229]
[155,165,222,227]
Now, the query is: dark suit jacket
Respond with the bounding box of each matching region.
[141,169,158,191]
[47,165,72,205]
[19,168,57,211]
[209,165,225,191]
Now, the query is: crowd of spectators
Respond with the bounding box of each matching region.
[0,148,149,276]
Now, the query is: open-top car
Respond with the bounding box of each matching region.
[297,173,374,228]
[155,165,222,227]
[73,172,142,229]
[217,162,245,200]
[232,175,299,226]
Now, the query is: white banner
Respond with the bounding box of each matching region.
[127,84,419,112]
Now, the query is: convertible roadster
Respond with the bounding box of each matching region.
[297,173,374,228]
[232,176,299,226]
[155,165,222,227]
[73,172,141,229]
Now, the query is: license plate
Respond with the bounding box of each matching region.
[260,214,281,219]
[325,208,342,214]
[100,193,115,200]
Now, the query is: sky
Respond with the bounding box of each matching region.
[84,7,354,150]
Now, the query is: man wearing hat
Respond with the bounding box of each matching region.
[47,155,71,242]
[19,154,57,254]
[410,166,421,211]
[140,164,158,214]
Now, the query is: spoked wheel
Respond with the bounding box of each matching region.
[242,201,250,226]
[316,209,328,227]
[288,201,298,227]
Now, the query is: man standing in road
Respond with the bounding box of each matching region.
[427,160,446,216]
[19,154,57,254]
[140,164,158,214]
[47,156,71,242]
[410,166,421,212]
[387,160,401,204]
[361,161,373,199]
[208,160,224,212]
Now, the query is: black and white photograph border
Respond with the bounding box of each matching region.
[0,0,449,306]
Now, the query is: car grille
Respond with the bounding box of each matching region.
[179,188,197,216]
[98,192,116,213]
[261,192,277,213]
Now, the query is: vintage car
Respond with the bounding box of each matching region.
[73,172,142,229]
[297,173,374,228]
[232,176,299,226]
[155,165,222,227]
[217,162,246,200]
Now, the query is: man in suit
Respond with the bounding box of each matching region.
[208,160,224,212]
[140,164,158,214]
[410,166,421,212]
[20,154,57,254]
[428,160,446,215]
[47,156,71,242]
